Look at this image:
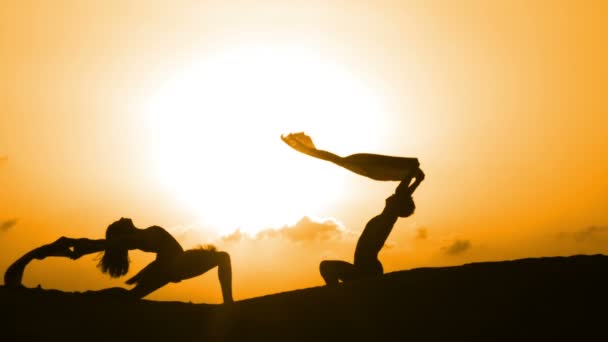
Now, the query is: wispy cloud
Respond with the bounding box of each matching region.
[1,218,18,232]
[415,227,428,240]
[222,229,246,243]
[258,216,345,242]
[441,239,471,256]
[222,216,348,243]
[558,225,608,242]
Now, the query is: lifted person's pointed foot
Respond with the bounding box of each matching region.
[280,132,317,152]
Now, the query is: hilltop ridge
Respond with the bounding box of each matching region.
[2,254,607,341]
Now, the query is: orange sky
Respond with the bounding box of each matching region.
[1,0,607,303]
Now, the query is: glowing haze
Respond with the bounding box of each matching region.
[0,1,606,303]
[141,45,388,234]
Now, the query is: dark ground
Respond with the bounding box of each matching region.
[2,254,607,341]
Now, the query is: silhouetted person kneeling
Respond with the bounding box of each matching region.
[319,168,424,285]
[280,132,425,284]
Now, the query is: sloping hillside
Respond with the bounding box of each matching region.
[2,254,607,341]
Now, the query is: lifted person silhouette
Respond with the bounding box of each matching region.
[3,218,233,303]
[281,132,420,181]
[281,132,425,284]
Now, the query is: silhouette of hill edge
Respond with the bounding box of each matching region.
[2,254,607,341]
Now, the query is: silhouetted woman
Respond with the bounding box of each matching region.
[94,218,233,302]
[4,218,233,303]
[281,132,425,284]
[319,169,424,284]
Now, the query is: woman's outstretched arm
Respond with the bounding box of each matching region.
[70,238,108,258]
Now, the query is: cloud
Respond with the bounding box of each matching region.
[1,218,18,232]
[558,225,608,242]
[221,216,348,243]
[222,229,245,243]
[441,239,471,256]
[415,227,428,240]
[257,216,346,242]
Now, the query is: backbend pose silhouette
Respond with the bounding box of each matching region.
[281,132,424,284]
[3,218,233,303]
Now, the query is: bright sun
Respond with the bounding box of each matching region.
[141,45,388,235]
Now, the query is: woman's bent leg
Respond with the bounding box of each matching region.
[216,251,233,303]
[319,260,358,285]
[165,249,233,303]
